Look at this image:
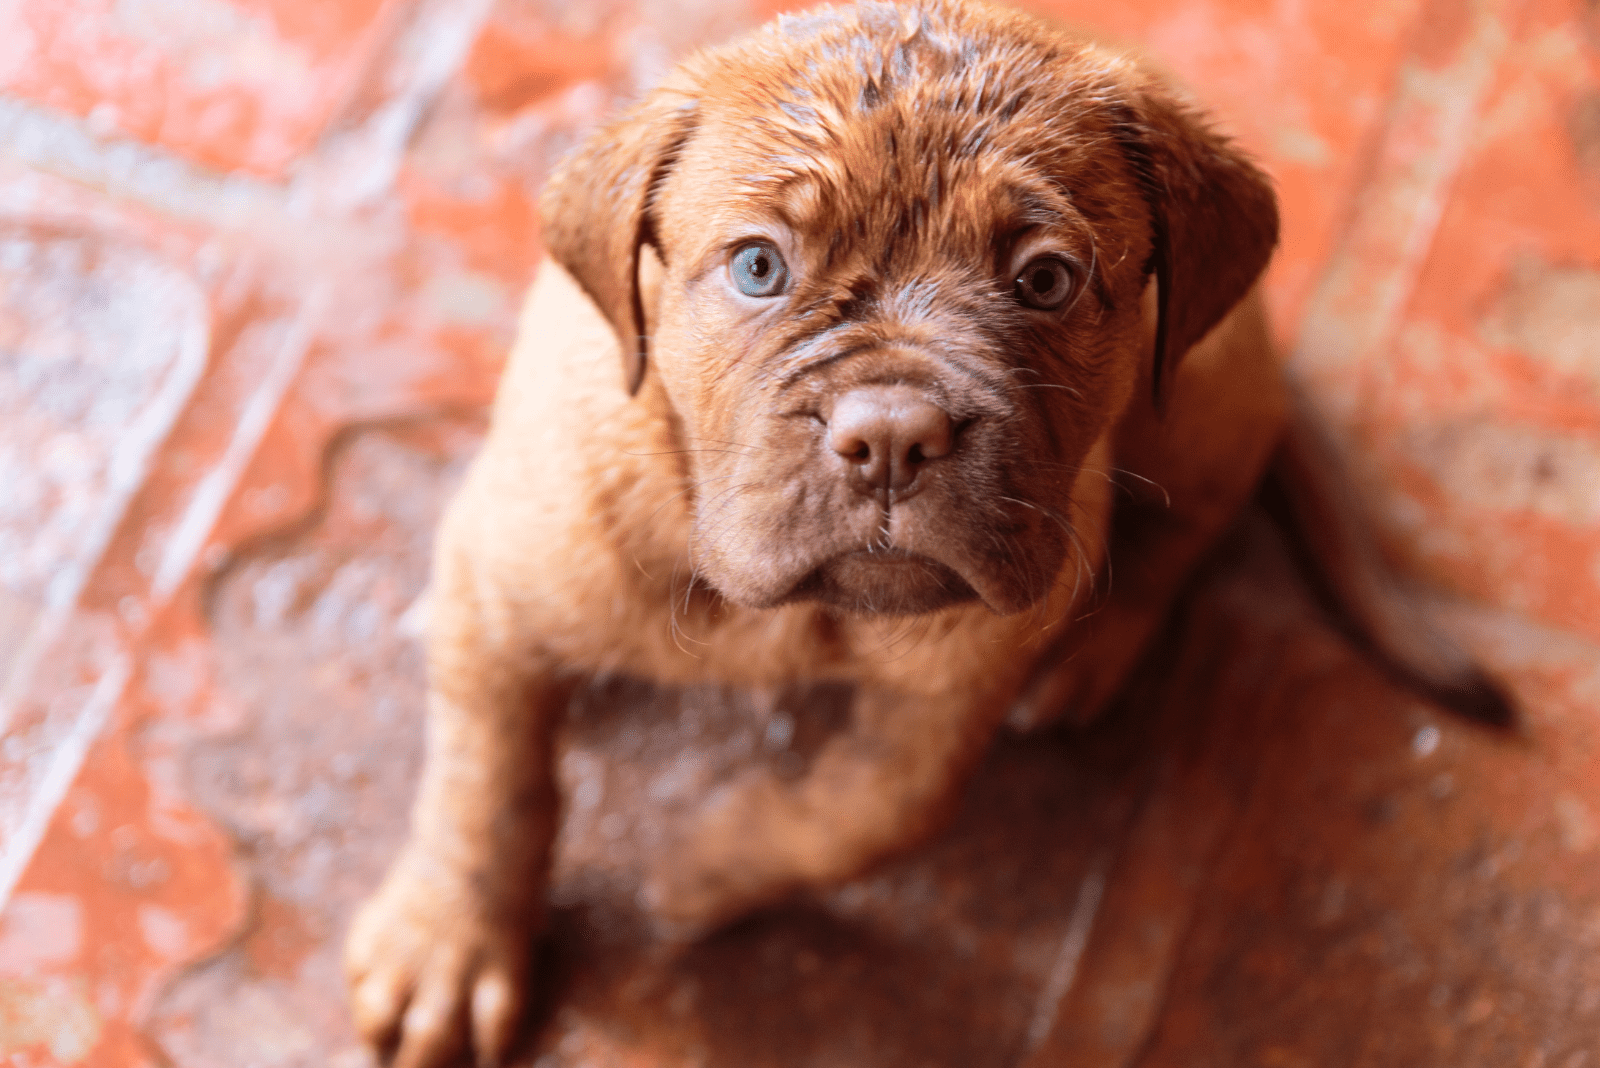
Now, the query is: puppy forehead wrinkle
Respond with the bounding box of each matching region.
[767,290,1025,392]
[753,143,1079,258]
[698,2,1123,144]
[664,3,1155,326]
[687,73,1130,245]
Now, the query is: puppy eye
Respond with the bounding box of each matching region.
[1014,256,1075,310]
[730,242,789,298]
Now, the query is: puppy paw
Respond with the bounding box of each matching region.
[345,849,537,1068]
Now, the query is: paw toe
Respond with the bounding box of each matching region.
[470,964,524,1067]
[392,962,471,1068]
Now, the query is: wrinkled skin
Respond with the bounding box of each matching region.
[645,107,1151,617]
[344,2,1288,1066]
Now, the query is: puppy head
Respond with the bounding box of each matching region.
[541,0,1277,617]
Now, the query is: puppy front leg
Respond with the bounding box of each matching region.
[644,684,1001,934]
[345,550,564,1068]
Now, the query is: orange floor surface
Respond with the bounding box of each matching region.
[2,0,1599,1065]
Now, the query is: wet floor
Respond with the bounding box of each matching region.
[2,0,1599,1065]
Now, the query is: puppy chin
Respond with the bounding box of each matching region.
[789,550,980,616]
[708,549,1052,618]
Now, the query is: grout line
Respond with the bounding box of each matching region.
[1016,851,1112,1066]
[290,0,500,210]
[0,654,131,909]
[1291,0,1523,414]
[0,0,493,921]
[0,267,210,736]
[0,292,320,915]
[152,288,326,603]
[0,96,288,229]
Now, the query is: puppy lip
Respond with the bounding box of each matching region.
[798,543,1043,616]
[710,527,1057,617]
[784,549,981,615]
[835,546,937,568]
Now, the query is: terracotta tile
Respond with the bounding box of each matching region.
[1128,606,1600,1065]
[461,6,619,114]
[1,663,246,1068]
[1026,522,1600,1065]
[1369,5,1600,640]
[0,4,546,1064]
[145,418,482,1067]
[1296,0,1600,640]
[1,0,1597,1065]
[0,0,400,177]
[0,215,214,916]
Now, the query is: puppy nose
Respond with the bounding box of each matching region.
[827,385,954,495]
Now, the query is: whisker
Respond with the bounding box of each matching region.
[998,493,1099,630]
[624,446,764,459]
[1011,382,1085,399]
[1073,462,1172,508]
[869,610,939,661]
[647,472,737,527]
[1109,466,1171,508]
[667,477,761,652]
[682,435,770,452]
[665,551,704,656]
[1063,497,1112,620]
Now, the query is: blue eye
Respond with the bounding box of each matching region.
[731,242,789,297]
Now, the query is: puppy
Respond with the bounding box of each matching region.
[345,2,1506,1064]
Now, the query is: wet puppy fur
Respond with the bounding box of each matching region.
[544,0,1274,623]
[345,3,1509,1067]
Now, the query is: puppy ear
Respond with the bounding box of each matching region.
[1112,79,1279,409]
[539,86,698,396]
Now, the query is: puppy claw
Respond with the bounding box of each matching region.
[350,967,411,1053]
[345,854,535,1068]
[394,969,469,1068]
[470,965,523,1068]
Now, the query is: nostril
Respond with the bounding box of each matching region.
[826,385,955,493]
[903,410,953,465]
[832,433,873,463]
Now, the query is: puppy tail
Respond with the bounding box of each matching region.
[1260,388,1516,728]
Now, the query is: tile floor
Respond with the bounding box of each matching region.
[0,0,1597,1065]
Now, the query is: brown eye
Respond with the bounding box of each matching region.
[1014,256,1074,310]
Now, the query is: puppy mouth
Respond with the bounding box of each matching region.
[781,547,981,616]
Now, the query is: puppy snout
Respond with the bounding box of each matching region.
[827,385,954,496]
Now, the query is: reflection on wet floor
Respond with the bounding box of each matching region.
[1,0,1599,1064]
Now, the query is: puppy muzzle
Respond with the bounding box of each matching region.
[685,332,1074,618]
[823,383,958,502]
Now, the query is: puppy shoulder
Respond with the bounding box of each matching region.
[442,260,692,609]
[1113,285,1287,506]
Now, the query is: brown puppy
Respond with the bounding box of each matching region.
[344,3,1503,1065]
